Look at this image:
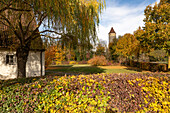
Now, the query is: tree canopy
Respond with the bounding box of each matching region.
[109,36,119,61]
[138,0,170,68]
[139,0,170,52]
[0,0,106,77]
[0,0,106,44]
[116,33,139,58]
[96,40,106,56]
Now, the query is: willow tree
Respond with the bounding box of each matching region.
[56,0,103,61]
[140,0,170,69]
[0,0,106,78]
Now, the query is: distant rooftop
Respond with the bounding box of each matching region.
[109,27,116,34]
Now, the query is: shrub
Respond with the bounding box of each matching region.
[107,62,112,66]
[88,55,108,66]
[69,61,77,64]
[126,60,168,72]
[62,61,69,64]
[140,62,150,70]
[78,60,87,64]
[56,61,62,65]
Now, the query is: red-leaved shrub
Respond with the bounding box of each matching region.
[88,55,108,66]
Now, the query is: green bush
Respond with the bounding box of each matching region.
[87,55,108,66]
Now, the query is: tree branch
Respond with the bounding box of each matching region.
[18,14,24,38]
[24,16,35,36]
[0,0,31,13]
[38,13,47,27]
[0,20,10,28]
[32,34,61,41]
[25,13,47,43]
[0,2,12,13]
[0,14,22,44]
[8,7,31,12]
[39,30,63,35]
[0,6,31,13]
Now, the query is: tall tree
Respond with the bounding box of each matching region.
[96,39,106,56]
[45,45,56,69]
[140,0,170,68]
[0,0,106,78]
[116,33,139,58]
[109,36,119,61]
[133,26,146,61]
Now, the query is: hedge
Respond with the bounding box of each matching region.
[127,60,168,72]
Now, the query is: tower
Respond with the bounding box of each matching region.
[107,27,116,60]
[108,27,116,44]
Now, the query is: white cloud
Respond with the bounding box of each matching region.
[97,0,158,45]
[151,0,160,6]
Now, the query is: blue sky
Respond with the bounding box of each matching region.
[98,0,160,44]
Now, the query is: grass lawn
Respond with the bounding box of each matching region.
[46,64,105,75]
[46,64,153,75]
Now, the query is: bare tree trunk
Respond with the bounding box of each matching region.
[16,46,30,78]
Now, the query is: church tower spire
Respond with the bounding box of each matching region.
[108,27,116,44]
[107,27,116,60]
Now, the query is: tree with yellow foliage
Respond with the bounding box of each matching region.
[133,27,146,61]
[116,33,139,59]
[54,46,66,64]
[139,0,170,69]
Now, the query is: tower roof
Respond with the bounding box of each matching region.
[109,27,116,34]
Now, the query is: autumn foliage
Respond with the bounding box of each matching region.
[45,46,56,68]
[88,55,108,66]
[136,0,170,68]
[0,73,169,112]
[116,33,139,58]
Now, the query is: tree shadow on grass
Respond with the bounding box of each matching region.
[0,75,49,89]
[124,67,142,72]
[46,66,106,75]
[0,66,105,89]
[49,65,73,68]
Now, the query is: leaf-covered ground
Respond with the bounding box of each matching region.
[0,73,169,112]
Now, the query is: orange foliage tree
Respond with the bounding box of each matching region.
[45,46,55,69]
[54,46,66,64]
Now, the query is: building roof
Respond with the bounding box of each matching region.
[109,27,116,34]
